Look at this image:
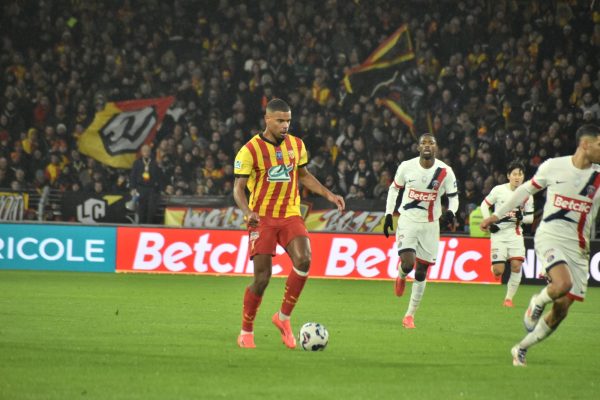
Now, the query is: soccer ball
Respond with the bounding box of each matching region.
[298,322,329,351]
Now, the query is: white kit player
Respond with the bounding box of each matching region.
[383,133,459,329]
[481,161,534,307]
[481,124,600,367]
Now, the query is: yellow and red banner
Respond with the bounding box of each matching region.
[78,96,174,168]
[164,206,388,233]
[342,25,423,132]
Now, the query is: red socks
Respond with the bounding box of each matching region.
[241,269,308,331]
[242,287,263,332]
[280,269,308,316]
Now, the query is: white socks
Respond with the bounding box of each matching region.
[535,287,553,307]
[405,280,426,317]
[505,270,521,300]
[519,318,553,350]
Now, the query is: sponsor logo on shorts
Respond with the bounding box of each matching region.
[407,189,437,202]
[553,194,592,213]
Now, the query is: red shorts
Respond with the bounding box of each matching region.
[248,216,309,258]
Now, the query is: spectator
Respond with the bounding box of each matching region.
[1,0,598,233]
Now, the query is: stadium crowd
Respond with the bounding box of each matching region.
[1,0,600,230]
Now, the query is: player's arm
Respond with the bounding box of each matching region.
[383,164,405,237]
[442,168,459,222]
[298,166,345,211]
[233,176,259,228]
[385,164,405,215]
[520,197,534,224]
[480,196,493,219]
[480,188,501,232]
[233,146,259,227]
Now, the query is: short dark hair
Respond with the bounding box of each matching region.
[506,160,525,175]
[266,98,290,113]
[575,124,600,143]
[418,132,436,143]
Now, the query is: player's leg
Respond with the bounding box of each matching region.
[523,262,572,332]
[238,254,272,348]
[395,221,417,297]
[396,250,416,296]
[512,246,586,366]
[403,222,437,328]
[512,295,574,366]
[238,219,278,348]
[490,240,506,281]
[272,216,310,349]
[491,262,505,281]
[504,258,523,307]
[403,260,431,329]
[280,235,311,319]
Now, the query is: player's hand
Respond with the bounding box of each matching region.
[327,193,345,212]
[488,224,500,233]
[480,215,499,231]
[515,209,523,222]
[244,211,260,228]
[383,214,394,238]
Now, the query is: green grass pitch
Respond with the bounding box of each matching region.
[1,270,599,400]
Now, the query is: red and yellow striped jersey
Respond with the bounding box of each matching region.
[234,133,308,218]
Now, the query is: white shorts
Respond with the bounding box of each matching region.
[490,235,525,264]
[535,235,589,301]
[395,218,439,265]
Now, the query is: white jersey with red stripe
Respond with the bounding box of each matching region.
[483,183,534,239]
[392,157,458,223]
[531,156,600,251]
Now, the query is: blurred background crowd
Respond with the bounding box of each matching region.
[1,0,600,230]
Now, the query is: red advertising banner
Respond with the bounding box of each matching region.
[116,227,497,284]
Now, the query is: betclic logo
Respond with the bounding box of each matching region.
[116,227,496,283]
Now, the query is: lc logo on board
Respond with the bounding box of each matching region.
[77,198,106,223]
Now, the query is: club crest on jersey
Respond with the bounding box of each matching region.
[288,150,295,159]
[276,150,283,160]
[432,180,440,189]
[267,163,294,182]
[586,185,596,197]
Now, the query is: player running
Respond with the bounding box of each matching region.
[383,133,459,329]
[233,98,344,349]
[481,124,600,367]
[480,161,534,307]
